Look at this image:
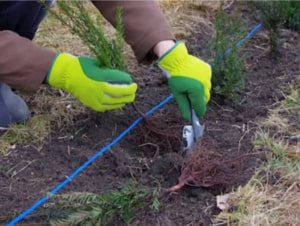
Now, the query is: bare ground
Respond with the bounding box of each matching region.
[0,2,299,226]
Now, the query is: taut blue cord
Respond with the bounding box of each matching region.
[7,22,262,226]
[7,95,173,226]
[210,22,262,67]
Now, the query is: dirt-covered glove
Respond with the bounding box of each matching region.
[157,42,211,121]
[46,53,137,111]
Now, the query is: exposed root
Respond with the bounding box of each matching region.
[168,138,260,192]
[132,103,183,153]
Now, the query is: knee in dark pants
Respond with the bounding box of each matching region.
[0,0,54,40]
[0,96,12,128]
[0,83,31,128]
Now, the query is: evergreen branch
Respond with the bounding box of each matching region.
[48,182,159,226]
[44,0,125,70]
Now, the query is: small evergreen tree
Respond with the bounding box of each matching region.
[211,5,249,102]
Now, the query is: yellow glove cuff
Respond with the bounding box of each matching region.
[158,42,212,103]
[47,53,78,90]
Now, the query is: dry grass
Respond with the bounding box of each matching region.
[35,2,96,55]
[213,77,300,226]
[261,84,300,137]
[214,172,300,225]
[0,87,85,154]
[0,115,50,155]
[158,0,216,39]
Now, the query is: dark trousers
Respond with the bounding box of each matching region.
[0,93,11,127]
[0,1,53,126]
[0,0,53,40]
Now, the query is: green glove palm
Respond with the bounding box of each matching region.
[46,53,137,111]
[157,42,211,121]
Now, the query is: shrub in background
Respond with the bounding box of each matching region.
[251,1,290,57]
[283,1,300,30]
[211,5,249,102]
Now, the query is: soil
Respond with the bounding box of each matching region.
[0,3,299,226]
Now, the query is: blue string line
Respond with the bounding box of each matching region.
[210,22,262,67]
[7,22,262,226]
[6,95,173,226]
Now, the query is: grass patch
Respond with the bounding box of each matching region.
[0,116,49,154]
[213,76,300,225]
[0,88,85,155]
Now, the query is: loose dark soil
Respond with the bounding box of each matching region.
[1,3,299,226]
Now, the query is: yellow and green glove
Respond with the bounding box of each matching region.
[157,42,212,121]
[46,53,137,111]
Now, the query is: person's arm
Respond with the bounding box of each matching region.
[153,40,176,58]
[0,30,137,111]
[0,30,56,91]
[92,0,175,62]
[0,1,175,89]
[93,1,212,120]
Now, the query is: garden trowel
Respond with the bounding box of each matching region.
[182,108,204,151]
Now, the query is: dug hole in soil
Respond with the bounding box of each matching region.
[1,3,300,226]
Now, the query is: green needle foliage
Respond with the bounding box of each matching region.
[283,1,300,30]
[250,1,290,57]
[49,182,160,226]
[45,0,125,70]
[211,5,248,102]
[251,1,300,56]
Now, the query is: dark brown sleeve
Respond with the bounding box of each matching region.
[92,0,175,62]
[0,30,56,91]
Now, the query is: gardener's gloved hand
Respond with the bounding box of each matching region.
[46,53,137,111]
[157,42,211,121]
